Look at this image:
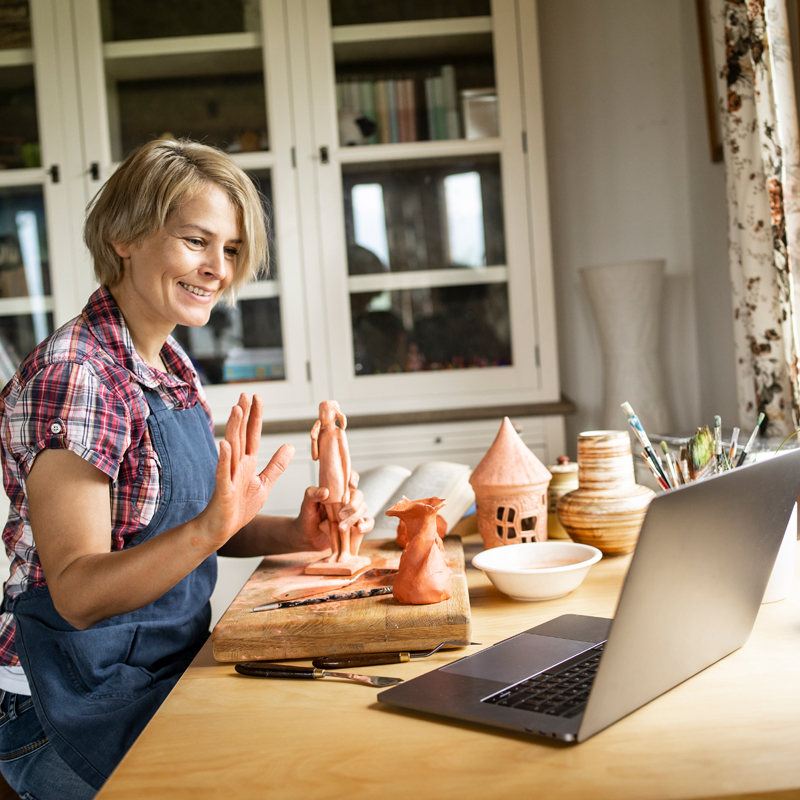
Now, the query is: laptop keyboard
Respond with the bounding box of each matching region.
[482,643,605,719]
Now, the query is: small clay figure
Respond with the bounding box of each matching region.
[306,401,371,576]
[386,496,452,604]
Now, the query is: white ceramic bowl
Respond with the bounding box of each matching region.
[471,541,602,601]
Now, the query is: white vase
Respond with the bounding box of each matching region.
[581,260,670,435]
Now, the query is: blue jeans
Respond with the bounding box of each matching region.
[0,690,96,800]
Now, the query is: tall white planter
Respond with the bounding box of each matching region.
[581,260,670,434]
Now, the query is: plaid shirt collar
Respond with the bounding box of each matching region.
[83,286,197,392]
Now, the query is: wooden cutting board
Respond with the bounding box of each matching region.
[211,537,471,662]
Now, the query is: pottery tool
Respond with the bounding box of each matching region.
[272,568,396,602]
[235,662,402,687]
[736,412,765,467]
[728,427,740,465]
[311,641,480,669]
[621,402,670,486]
[660,441,680,488]
[252,585,393,612]
[639,451,669,490]
[686,426,715,480]
[679,458,690,484]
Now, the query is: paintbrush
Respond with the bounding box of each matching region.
[253,585,393,612]
[728,427,740,466]
[736,412,765,467]
[660,441,680,488]
[640,452,670,490]
[686,426,715,480]
[621,402,670,486]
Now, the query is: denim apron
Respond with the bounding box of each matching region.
[6,389,218,791]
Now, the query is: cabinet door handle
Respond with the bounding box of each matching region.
[319,146,329,164]
[89,162,100,181]
[48,165,60,183]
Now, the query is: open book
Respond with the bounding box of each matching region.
[358,461,475,539]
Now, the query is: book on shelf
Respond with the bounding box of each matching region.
[359,80,377,144]
[336,64,462,145]
[441,64,461,140]
[374,79,390,144]
[359,460,475,539]
[387,79,400,144]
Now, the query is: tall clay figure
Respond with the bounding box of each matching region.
[307,401,371,575]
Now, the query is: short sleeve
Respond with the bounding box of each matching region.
[4,362,132,481]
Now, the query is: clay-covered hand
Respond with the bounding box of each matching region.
[290,485,332,552]
[201,394,294,549]
[337,483,374,538]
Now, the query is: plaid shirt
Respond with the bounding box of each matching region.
[0,286,213,665]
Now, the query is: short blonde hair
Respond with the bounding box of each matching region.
[84,139,268,302]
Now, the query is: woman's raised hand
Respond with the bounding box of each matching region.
[201,393,294,548]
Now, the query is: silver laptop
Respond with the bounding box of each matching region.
[378,447,800,742]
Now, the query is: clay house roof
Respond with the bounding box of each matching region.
[470,417,552,489]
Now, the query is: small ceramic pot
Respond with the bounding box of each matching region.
[547,456,578,540]
[556,430,655,555]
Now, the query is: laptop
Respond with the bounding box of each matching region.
[378,447,800,743]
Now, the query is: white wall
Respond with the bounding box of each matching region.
[537,0,737,455]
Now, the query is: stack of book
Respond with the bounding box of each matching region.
[336,65,462,145]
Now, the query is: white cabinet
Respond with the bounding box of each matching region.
[2,0,564,448]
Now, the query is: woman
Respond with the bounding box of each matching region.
[0,139,372,799]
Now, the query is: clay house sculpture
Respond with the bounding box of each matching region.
[469,417,552,549]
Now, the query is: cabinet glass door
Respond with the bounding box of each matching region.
[72,0,314,420]
[0,1,59,380]
[304,0,541,413]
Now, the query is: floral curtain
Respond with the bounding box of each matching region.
[710,0,800,436]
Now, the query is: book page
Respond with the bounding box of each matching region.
[357,464,412,521]
[370,461,474,537]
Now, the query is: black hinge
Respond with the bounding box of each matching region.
[319,146,329,164]
[535,345,540,367]
[291,147,296,168]
[89,162,100,180]
[306,361,311,381]
[48,164,60,183]
[522,131,528,154]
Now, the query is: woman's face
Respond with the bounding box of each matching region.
[112,183,241,335]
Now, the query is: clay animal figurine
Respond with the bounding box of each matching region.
[386,496,452,604]
[305,400,371,576]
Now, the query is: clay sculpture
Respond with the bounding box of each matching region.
[396,514,447,548]
[386,496,452,604]
[306,400,371,576]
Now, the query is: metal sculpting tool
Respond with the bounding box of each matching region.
[273,569,396,602]
[235,662,402,687]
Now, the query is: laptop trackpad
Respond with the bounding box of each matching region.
[441,634,597,685]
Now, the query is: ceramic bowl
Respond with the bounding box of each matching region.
[471,541,602,601]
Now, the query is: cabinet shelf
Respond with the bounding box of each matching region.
[0,296,54,319]
[0,169,46,188]
[337,137,501,164]
[103,32,262,80]
[332,16,492,63]
[348,266,507,294]
[0,48,33,68]
[237,280,280,300]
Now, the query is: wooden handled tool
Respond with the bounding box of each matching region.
[311,641,479,669]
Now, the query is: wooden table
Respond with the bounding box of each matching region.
[97,539,800,800]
